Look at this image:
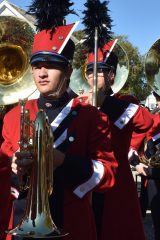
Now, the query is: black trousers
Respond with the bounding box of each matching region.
[140,176,160,240]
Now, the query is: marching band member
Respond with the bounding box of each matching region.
[79,1,153,239]
[132,91,160,240]
[79,40,153,240]
[0,1,118,239]
[130,41,160,240]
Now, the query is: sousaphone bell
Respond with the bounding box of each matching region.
[0,16,37,106]
[144,38,160,96]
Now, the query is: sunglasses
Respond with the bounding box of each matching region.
[86,67,114,75]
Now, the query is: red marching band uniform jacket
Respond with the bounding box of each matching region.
[146,113,160,141]
[144,112,160,174]
[0,97,117,240]
[97,94,153,240]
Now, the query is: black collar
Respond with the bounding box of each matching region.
[37,92,72,110]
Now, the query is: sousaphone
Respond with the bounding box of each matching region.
[141,39,160,167]
[0,16,36,106]
[144,38,160,95]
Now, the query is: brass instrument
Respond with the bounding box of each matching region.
[149,143,160,168]
[69,41,129,95]
[140,151,160,168]
[139,135,160,168]
[18,99,32,191]
[142,39,160,167]
[7,105,66,238]
[145,38,160,96]
[0,16,37,106]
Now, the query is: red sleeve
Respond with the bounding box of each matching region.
[146,113,160,140]
[132,107,153,133]
[73,107,118,198]
[128,107,153,159]
[1,109,20,158]
[89,111,118,192]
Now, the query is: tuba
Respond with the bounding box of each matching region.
[0,16,37,107]
[7,103,66,238]
[144,38,160,96]
[142,38,160,168]
[69,40,129,95]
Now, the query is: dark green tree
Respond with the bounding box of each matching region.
[72,31,86,69]
[115,35,151,101]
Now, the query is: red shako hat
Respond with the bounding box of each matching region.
[30,22,79,65]
[28,0,78,65]
[86,39,118,71]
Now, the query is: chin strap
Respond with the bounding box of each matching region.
[47,77,68,99]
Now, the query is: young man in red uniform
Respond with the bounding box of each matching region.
[79,40,153,240]
[0,18,118,240]
[132,91,160,240]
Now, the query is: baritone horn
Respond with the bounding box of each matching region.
[7,103,67,238]
[0,16,37,106]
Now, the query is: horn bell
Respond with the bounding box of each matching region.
[144,38,160,96]
[7,110,67,238]
[111,42,129,93]
[0,16,36,105]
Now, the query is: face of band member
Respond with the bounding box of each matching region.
[32,61,72,98]
[86,67,115,91]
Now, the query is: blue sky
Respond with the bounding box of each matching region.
[6,0,160,55]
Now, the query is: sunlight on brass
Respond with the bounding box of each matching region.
[0,16,37,105]
[144,38,160,96]
[149,143,160,168]
[7,109,68,238]
[0,45,27,85]
[139,139,160,168]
